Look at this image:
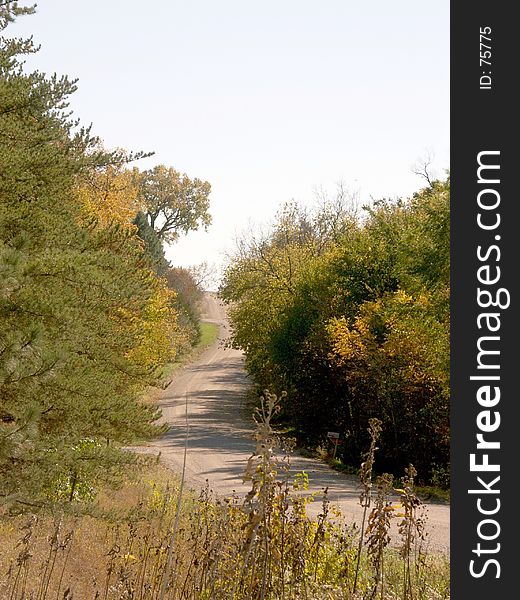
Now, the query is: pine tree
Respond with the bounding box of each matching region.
[133,211,170,275]
[0,4,166,506]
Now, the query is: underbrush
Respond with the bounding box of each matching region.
[0,393,449,599]
[159,322,220,383]
[314,450,450,505]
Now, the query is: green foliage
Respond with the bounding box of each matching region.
[220,197,356,391]
[133,210,170,275]
[164,266,204,345]
[139,165,212,244]
[221,179,450,484]
[0,6,202,507]
[197,321,219,349]
[0,402,450,599]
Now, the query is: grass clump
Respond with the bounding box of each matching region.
[0,393,449,599]
[197,322,220,350]
[159,322,220,383]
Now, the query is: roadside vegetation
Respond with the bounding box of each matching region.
[0,393,449,599]
[198,321,220,350]
[220,177,450,490]
[1,4,449,598]
[0,2,209,513]
[159,321,220,383]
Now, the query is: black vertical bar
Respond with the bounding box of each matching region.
[451,2,518,598]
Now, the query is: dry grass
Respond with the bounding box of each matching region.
[0,395,450,600]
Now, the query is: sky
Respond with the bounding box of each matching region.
[10,1,449,282]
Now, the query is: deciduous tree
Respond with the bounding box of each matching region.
[139,165,211,244]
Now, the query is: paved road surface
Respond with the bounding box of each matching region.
[135,293,449,554]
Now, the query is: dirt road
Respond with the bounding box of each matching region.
[138,293,450,554]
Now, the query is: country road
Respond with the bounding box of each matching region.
[135,293,450,554]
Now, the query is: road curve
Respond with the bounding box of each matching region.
[137,293,449,554]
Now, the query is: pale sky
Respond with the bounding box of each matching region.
[10,1,449,281]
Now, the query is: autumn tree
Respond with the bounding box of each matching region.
[75,164,141,229]
[220,192,357,389]
[0,4,193,506]
[221,178,450,484]
[139,165,212,244]
[165,266,205,345]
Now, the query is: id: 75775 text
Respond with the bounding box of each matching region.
[480,26,492,90]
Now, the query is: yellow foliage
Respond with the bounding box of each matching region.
[327,316,369,362]
[75,166,140,229]
[127,283,187,371]
[327,290,449,395]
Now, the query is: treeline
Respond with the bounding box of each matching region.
[0,4,209,506]
[221,178,450,485]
